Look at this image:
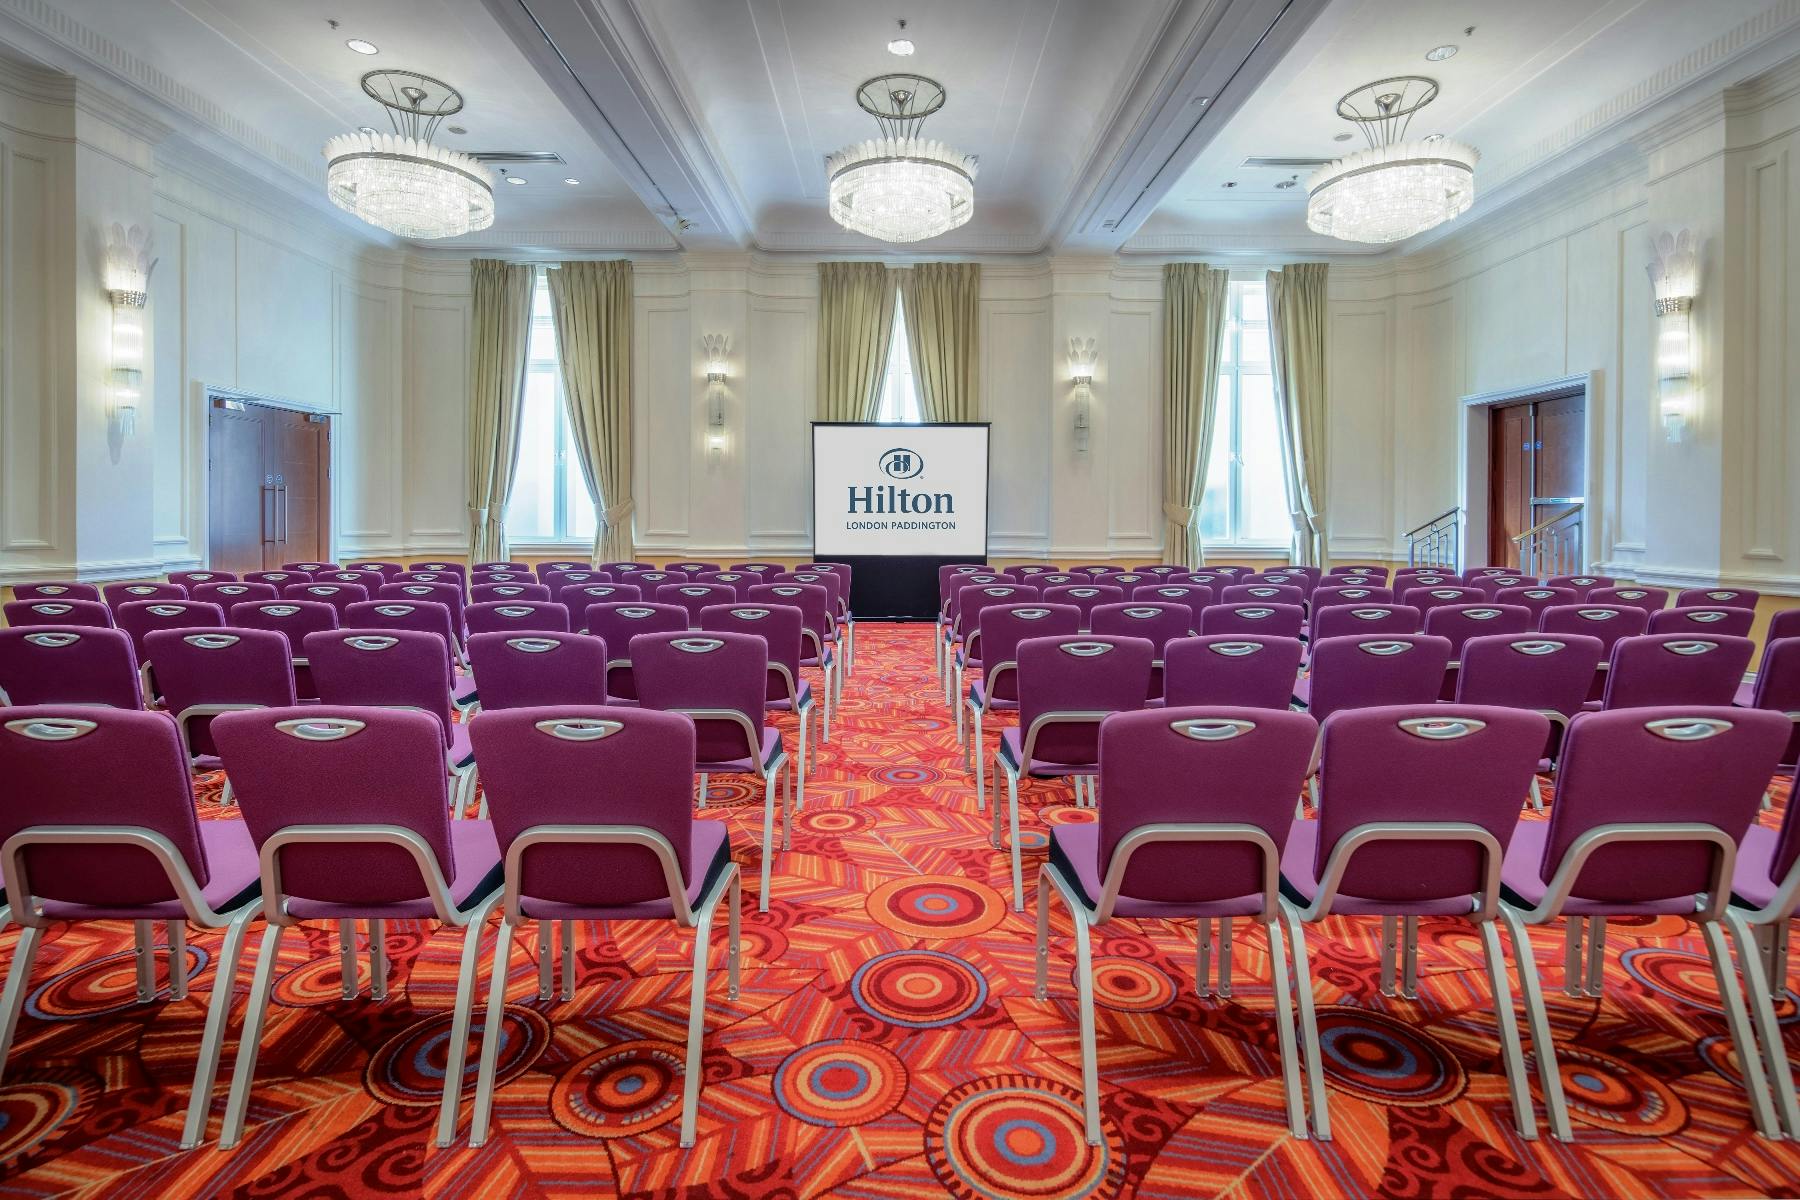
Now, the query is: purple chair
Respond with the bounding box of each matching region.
[1327,565,1389,584]
[783,571,852,672]
[665,561,721,576]
[146,628,296,772]
[701,602,818,775]
[1068,564,1113,577]
[729,562,782,580]
[229,600,337,699]
[657,582,739,629]
[750,584,839,737]
[1042,584,1125,632]
[1033,573,1080,589]
[1739,637,1800,768]
[1423,603,1533,698]
[536,560,591,581]
[115,600,226,695]
[1162,635,1305,711]
[1494,585,1576,625]
[938,566,999,657]
[0,626,142,708]
[471,570,533,588]
[169,570,237,589]
[1247,571,1316,599]
[407,561,469,587]
[1091,601,1196,701]
[344,561,404,580]
[632,631,794,910]
[1279,704,1551,1139]
[343,599,475,708]
[280,581,370,623]
[1588,585,1669,616]
[584,603,689,705]
[540,569,607,596]
[380,582,467,644]
[1544,574,1614,599]
[470,582,553,605]
[1599,633,1755,710]
[1469,574,1536,600]
[1222,583,1305,608]
[629,570,681,594]
[1132,565,1186,578]
[243,570,305,590]
[1003,565,1058,583]
[468,631,608,715]
[1463,566,1524,583]
[951,583,1041,717]
[1098,571,1153,593]
[190,582,278,609]
[1132,583,1211,622]
[1311,584,1395,610]
[465,601,572,637]
[395,570,465,593]
[317,570,388,594]
[560,583,641,618]
[471,561,529,573]
[1296,634,1451,726]
[992,635,1154,909]
[1309,603,1422,642]
[1199,602,1305,640]
[1036,706,1319,1140]
[696,571,757,600]
[1400,585,1485,619]
[1540,603,1650,702]
[281,561,338,576]
[1174,571,1228,589]
[464,706,740,1148]
[11,581,101,603]
[961,604,1083,803]
[1726,762,1800,1135]
[208,706,503,1149]
[1677,587,1759,611]
[1650,606,1756,639]
[1455,633,1605,808]
[1497,707,1792,1141]
[0,706,265,1149]
[1766,609,1800,642]
[104,581,186,610]
[4,598,115,630]
[1392,569,1456,589]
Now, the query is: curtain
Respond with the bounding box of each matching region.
[899,262,980,422]
[817,262,897,421]
[1162,262,1230,567]
[1267,263,1330,566]
[547,259,635,562]
[465,259,535,565]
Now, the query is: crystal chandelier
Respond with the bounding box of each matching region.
[1306,77,1478,244]
[324,70,494,240]
[826,74,977,243]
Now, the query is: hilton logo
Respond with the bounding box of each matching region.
[879,448,923,479]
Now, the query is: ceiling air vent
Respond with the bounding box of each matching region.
[468,151,568,165]
[1240,156,1331,170]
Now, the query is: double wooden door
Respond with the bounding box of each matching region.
[1487,392,1583,569]
[208,398,331,576]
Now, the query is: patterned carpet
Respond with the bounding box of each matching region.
[1,622,1798,1198]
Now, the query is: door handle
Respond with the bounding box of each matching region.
[261,476,275,544]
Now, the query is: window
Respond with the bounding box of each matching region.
[506,271,597,544]
[875,290,922,423]
[1198,279,1289,548]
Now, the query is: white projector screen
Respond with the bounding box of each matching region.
[812,423,989,558]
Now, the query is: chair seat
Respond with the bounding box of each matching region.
[453,674,479,706]
[40,820,262,923]
[1499,821,1701,916]
[767,680,813,713]
[450,721,474,769]
[966,680,1017,712]
[285,819,503,920]
[1730,824,1789,912]
[998,727,1096,778]
[1279,819,1483,916]
[697,727,784,774]
[800,648,834,670]
[520,821,732,921]
[1291,675,1311,707]
[1734,679,1755,707]
[1049,823,1265,918]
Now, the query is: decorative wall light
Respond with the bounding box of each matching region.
[1067,337,1097,452]
[1647,228,1697,443]
[104,223,156,437]
[701,333,729,454]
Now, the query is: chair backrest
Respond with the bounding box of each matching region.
[1041,584,1125,631]
[630,630,768,762]
[1538,604,1649,657]
[1221,583,1305,608]
[465,600,573,636]
[1462,566,1523,583]
[1175,572,1229,589]
[12,581,102,602]
[656,582,740,628]
[303,629,454,747]
[974,603,1082,703]
[1003,564,1057,582]
[537,560,592,581]
[1198,602,1305,639]
[282,561,338,575]
[1544,707,1791,902]
[561,583,642,619]
[468,631,609,710]
[1453,633,1604,717]
[1304,634,1452,723]
[1309,603,1422,641]
[341,599,459,670]
[190,582,278,608]
[1068,565,1113,577]
[1162,635,1305,710]
[472,570,533,587]
[748,584,832,658]
[665,561,721,576]
[1544,573,1614,599]
[168,570,237,589]
[1097,706,1319,903]
[104,581,186,610]
[1676,587,1759,611]
[1132,584,1211,619]
[213,706,458,906]
[146,627,296,757]
[630,570,681,593]
[244,570,306,589]
[378,582,465,638]
[601,561,656,579]
[4,598,115,629]
[938,564,990,612]
[1600,633,1756,710]
[1468,574,1535,599]
[1311,584,1395,610]
[781,571,844,618]
[344,561,404,579]
[1422,603,1533,663]
[471,582,553,605]
[1133,565,1185,577]
[280,582,370,621]
[1392,570,1456,589]
[583,602,689,699]
[1648,606,1756,638]
[115,599,226,664]
[729,562,782,579]
[228,600,339,650]
[1768,608,1800,643]
[316,570,389,593]
[407,561,469,586]
[794,562,852,610]
[1399,585,1485,618]
[696,571,756,600]
[541,569,608,594]
[470,706,702,905]
[472,561,529,573]
[0,627,142,708]
[1089,602,1194,659]
[700,602,805,704]
[395,570,465,592]
[1493,585,1576,624]
[1246,571,1315,597]
[1317,704,1550,903]
[1760,764,1800,893]
[956,584,1041,649]
[1098,572,1152,591]
[1750,636,1800,716]
[1586,585,1668,615]
[0,706,211,906]
[1327,565,1389,584]
[1014,635,1154,764]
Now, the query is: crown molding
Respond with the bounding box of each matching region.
[431,225,683,252]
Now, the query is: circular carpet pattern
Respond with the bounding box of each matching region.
[773,1039,908,1126]
[26,947,204,1022]
[867,876,1005,939]
[1313,1005,1467,1107]
[551,1039,688,1139]
[925,1074,1126,1200]
[1546,1045,1687,1136]
[365,1006,551,1107]
[851,950,989,1030]
[1621,947,1725,1013]
[1086,956,1178,1012]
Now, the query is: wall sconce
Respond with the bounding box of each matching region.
[104,223,156,438]
[700,332,729,454]
[1067,336,1097,453]
[1647,228,1696,444]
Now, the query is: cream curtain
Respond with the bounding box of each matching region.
[1162,263,1230,567]
[817,262,897,421]
[1267,263,1330,566]
[548,260,635,562]
[899,262,980,422]
[465,259,535,565]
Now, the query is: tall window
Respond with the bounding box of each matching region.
[1198,279,1289,548]
[506,271,597,544]
[875,290,922,423]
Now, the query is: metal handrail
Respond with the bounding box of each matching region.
[1512,501,1583,578]
[1406,506,1462,571]
[1510,501,1584,545]
[1405,506,1461,539]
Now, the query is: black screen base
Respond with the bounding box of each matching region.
[837,555,981,621]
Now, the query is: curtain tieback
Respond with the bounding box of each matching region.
[1162,502,1195,526]
[467,505,488,523]
[602,499,636,527]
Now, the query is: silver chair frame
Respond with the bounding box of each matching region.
[963,658,1017,809]
[993,710,1110,911]
[1725,849,1800,1137]
[673,707,792,913]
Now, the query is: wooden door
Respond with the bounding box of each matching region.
[1487,402,1532,568]
[207,399,331,575]
[269,408,330,567]
[208,402,270,576]
[1531,392,1585,527]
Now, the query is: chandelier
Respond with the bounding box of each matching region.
[324,70,494,240]
[826,75,977,243]
[1306,77,1478,244]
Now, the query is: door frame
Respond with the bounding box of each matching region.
[1456,371,1601,570]
[200,385,341,566]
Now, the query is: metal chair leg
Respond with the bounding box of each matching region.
[1700,918,1782,1139]
[697,772,709,808]
[1379,915,1398,997]
[470,918,517,1148]
[135,920,157,1002]
[0,926,46,1080]
[538,922,554,1001]
[1198,919,1213,997]
[679,894,716,1148]
[1584,916,1606,998]
[1070,906,1102,1147]
[1497,907,1571,1140]
[1479,919,1536,1138]
[179,906,256,1149]
[1278,901,1330,1140]
[1562,917,1586,999]
[561,919,576,1001]
[759,766,777,913]
[219,922,289,1148]
[1265,917,1308,1138]
[1033,870,1053,1000]
[1724,909,1800,1137]
[726,871,742,1001]
[434,897,500,1148]
[973,707,987,812]
[1218,919,1234,998]
[1401,915,1419,1000]
[339,919,358,999]
[370,920,388,1002]
[1007,769,1025,912]
[168,922,189,1001]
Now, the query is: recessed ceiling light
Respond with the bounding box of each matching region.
[506,175,528,185]
[1221,180,1237,189]
[1425,44,1458,61]
[446,124,467,135]
[1333,132,1353,142]
[562,177,580,186]
[346,38,379,55]
[887,18,914,56]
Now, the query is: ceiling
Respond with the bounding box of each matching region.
[4,0,1798,257]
